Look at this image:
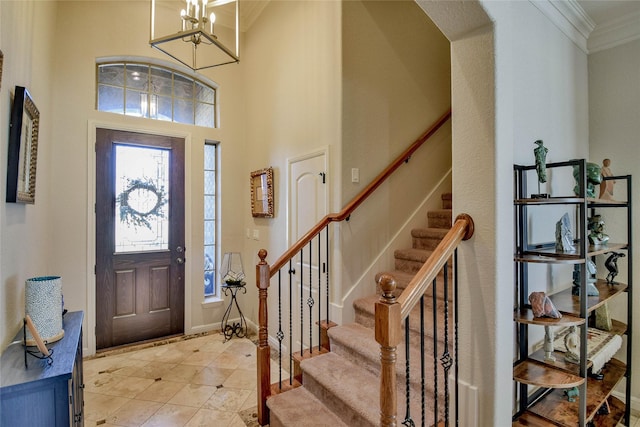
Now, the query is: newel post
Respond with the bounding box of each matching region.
[256,249,271,426]
[375,273,402,427]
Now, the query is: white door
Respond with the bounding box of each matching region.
[288,150,328,355]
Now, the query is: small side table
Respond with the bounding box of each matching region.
[221,281,247,341]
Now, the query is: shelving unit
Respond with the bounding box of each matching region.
[512,159,632,427]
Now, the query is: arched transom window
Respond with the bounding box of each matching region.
[96,61,217,128]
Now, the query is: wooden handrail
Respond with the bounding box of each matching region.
[397,213,474,319]
[269,108,452,276]
[376,213,473,427]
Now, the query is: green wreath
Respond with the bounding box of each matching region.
[118,178,167,230]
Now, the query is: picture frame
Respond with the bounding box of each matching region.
[251,167,274,218]
[7,86,40,204]
[0,49,4,91]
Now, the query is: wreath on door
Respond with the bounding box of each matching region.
[117,178,167,230]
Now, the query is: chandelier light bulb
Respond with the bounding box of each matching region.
[210,12,216,33]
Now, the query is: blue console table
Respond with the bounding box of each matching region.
[1,311,84,426]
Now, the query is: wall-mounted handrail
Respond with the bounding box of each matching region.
[256,108,452,426]
[268,108,452,276]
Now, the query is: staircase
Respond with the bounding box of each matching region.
[266,193,454,426]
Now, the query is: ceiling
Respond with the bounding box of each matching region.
[237,0,639,52]
[577,0,640,25]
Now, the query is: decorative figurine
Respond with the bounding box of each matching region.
[529,291,561,319]
[564,386,580,402]
[544,326,556,362]
[605,252,625,284]
[532,140,550,198]
[595,302,612,331]
[588,215,609,246]
[574,162,601,198]
[564,325,580,364]
[555,213,575,252]
[599,158,616,200]
[572,261,599,296]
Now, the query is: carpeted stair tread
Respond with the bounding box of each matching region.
[354,295,453,344]
[300,352,381,426]
[267,385,349,427]
[328,323,441,396]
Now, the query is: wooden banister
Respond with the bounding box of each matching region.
[256,108,452,426]
[376,213,473,426]
[268,108,452,276]
[397,213,474,319]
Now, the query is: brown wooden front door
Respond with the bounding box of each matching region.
[96,129,185,350]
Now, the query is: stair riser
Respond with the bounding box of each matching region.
[427,215,452,229]
[412,236,446,251]
[395,258,453,275]
[329,338,445,399]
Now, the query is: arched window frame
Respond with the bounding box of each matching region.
[96,56,219,128]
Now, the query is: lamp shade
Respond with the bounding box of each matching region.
[25,276,64,346]
[220,252,245,284]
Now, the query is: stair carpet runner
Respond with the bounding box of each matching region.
[267,194,454,427]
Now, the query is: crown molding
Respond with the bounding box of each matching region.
[588,9,640,53]
[530,0,595,54]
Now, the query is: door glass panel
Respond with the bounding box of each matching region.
[115,144,170,253]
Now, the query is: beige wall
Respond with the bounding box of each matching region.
[337,0,451,315]
[589,38,640,399]
[0,1,248,353]
[240,0,342,326]
[0,1,58,350]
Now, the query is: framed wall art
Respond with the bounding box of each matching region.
[251,167,274,218]
[7,86,40,204]
[0,49,3,90]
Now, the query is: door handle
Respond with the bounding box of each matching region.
[176,257,185,265]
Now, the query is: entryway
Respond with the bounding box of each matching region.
[95,128,185,350]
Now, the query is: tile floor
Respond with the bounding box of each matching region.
[623,415,640,427]
[84,332,637,427]
[83,332,276,427]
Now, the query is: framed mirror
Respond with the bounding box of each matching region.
[7,86,40,204]
[251,167,274,218]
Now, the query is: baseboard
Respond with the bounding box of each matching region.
[612,390,640,416]
[451,375,478,427]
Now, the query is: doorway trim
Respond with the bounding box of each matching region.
[86,120,192,356]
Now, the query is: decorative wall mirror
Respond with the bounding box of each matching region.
[7,86,40,204]
[251,167,274,218]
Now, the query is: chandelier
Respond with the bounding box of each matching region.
[150,0,239,71]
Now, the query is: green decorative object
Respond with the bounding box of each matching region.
[574,162,601,198]
[532,140,550,198]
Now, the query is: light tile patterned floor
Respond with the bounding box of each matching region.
[83,333,269,427]
[623,414,640,427]
[85,333,636,427]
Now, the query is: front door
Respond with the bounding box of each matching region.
[95,129,185,349]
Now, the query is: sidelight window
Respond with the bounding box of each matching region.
[204,142,218,297]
